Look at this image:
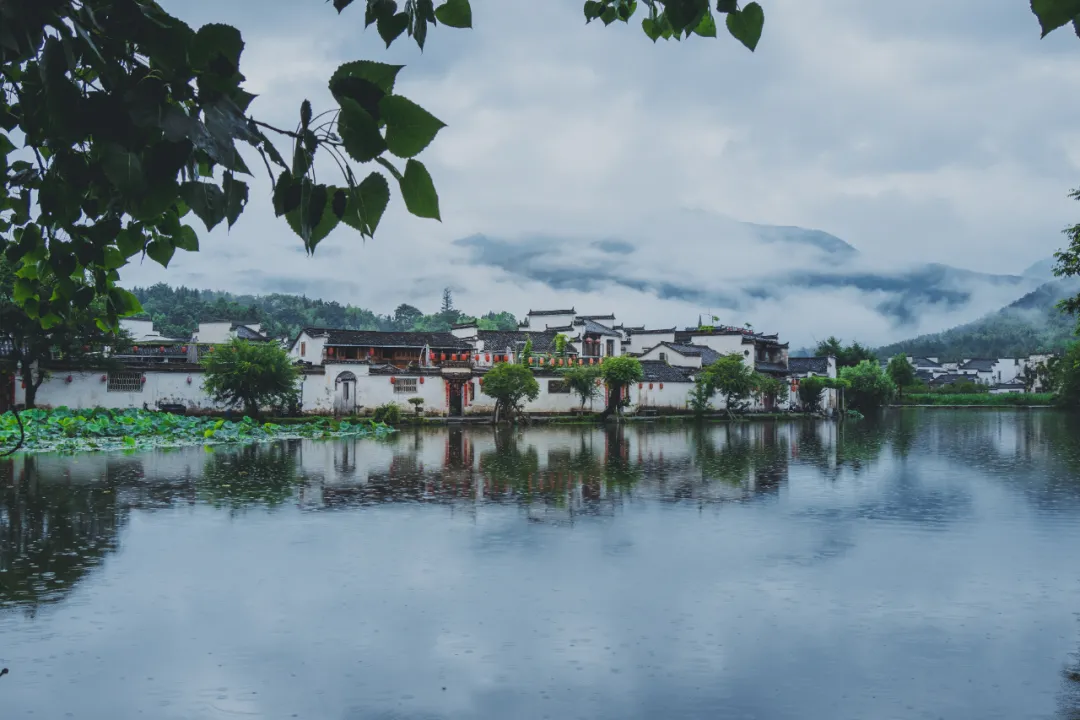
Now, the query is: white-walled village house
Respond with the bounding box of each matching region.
[9,309,1058,415]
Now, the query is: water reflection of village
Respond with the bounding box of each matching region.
[3,411,1078,615]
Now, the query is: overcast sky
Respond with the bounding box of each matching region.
[126,0,1080,346]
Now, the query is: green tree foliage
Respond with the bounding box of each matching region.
[481,362,539,423]
[1053,342,1080,410]
[697,354,758,413]
[797,375,828,413]
[815,337,877,368]
[202,339,300,419]
[0,0,472,330]
[839,360,896,412]
[560,364,601,410]
[688,380,714,417]
[599,356,644,418]
[1053,188,1080,329]
[0,257,123,408]
[886,354,917,399]
[477,311,518,332]
[874,281,1080,361]
[126,283,515,339]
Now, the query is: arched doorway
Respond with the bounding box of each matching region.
[334,371,357,416]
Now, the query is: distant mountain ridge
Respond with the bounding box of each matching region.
[874,279,1080,360]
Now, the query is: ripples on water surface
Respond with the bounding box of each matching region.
[3,409,1080,719]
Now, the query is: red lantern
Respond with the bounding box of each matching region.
[589,358,595,365]
[101,374,107,382]
[82,345,90,352]
[440,353,446,361]
[451,354,457,361]
[186,376,193,384]
[578,358,583,366]
[557,358,563,366]
[132,346,139,352]
[65,375,73,383]
[548,358,555,366]
[479,377,484,386]
[485,354,491,362]
[649,383,654,390]
[141,376,147,384]
[182,346,188,353]
[159,346,165,353]
[474,354,480,362]
[638,383,643,389]
[419,376,425,384]
[390,376,397,384]
[659,383,664,389]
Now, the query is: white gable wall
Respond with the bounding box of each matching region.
[626,331,675,354]
[638,345,702,369]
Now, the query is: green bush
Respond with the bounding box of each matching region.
[839,360,896,412]
[372,402,402,425]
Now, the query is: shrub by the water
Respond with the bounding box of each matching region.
[372,402,403,425]
[897,393,1056,406]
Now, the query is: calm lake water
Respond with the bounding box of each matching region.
[3,409,1080,719]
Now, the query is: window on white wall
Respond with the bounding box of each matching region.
[394,378,418,394]
[300,341,306,356]
[548,380,570,394]
[108,371,143,392]
[659,352,667,363]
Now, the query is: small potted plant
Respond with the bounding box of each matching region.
[408,397,425,417]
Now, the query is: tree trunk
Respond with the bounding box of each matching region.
[601,384,621,420]
[20,362,37,409]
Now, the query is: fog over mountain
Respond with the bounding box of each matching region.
[450,211,1046,346]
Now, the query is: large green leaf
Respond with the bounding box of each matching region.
[377,12,410,47]
[285,183,341,251]
[108,288,143,316]
[146,238,175,268]
[1031,0,1080,37]
[338,98,387,163]
[434,0,472,28]
[192,23,244,74]
[180,181,227,231]
[693,12,717,37]
[329,60,404,95]
[273,171,302,217]
[379,96,446,158]
[342,171,391,237]
[223,172,249,229]
[725,2,764,51]
[399,159,440,220]
[116,228,147,259]
[173,225,200,252]
[102,146,145,195]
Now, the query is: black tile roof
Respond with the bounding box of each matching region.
[477,330,577,355]
[451,321,477,329]
[911,357,943,368]
[576,314,615,321]
[788,357,830,375]
[755,361,788,374]
[628,327,676,334]
[580,319,620,337]
[640,361,694,383]
[646,342,721,366]
[234,325,271,341]
[300,328,472,350]
[528,308,575,316]
[959,358,996,372]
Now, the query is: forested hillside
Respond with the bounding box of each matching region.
[127,284,518,340]
[875,280,1080,360]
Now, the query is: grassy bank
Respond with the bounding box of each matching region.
[895,393,1055,407]
[0,408,395,455]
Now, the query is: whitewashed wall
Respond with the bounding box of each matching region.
[626,331,675,354]
[686,334,752,367]
[632,381,694,410]
[638,345,702,369]
[17,368,228,411]
[289,331,328,365]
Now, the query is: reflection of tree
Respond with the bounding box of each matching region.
[888,409,919,459]
[197,440,303,509]
[836,419,886,472]
[478,429,541,498]
[689,424,789,491]
[0,456,125,614]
